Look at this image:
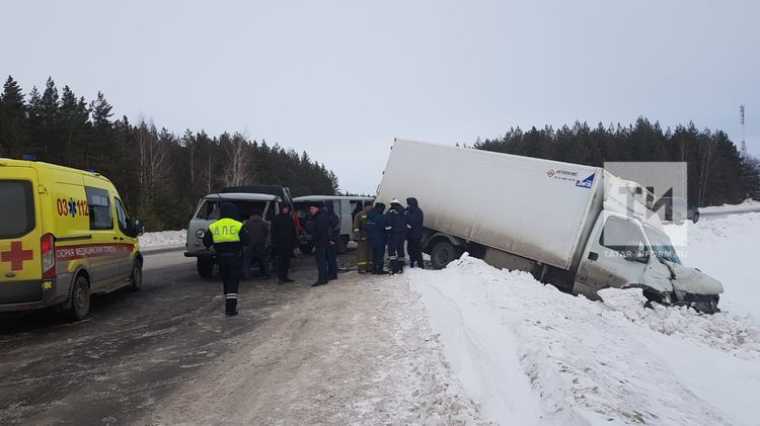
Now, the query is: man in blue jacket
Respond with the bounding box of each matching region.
[366,203,387,274]
[385,199,407,274]
[405,197,424,268]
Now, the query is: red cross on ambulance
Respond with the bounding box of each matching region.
[1,241,34,271]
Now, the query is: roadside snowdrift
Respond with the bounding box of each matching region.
[408,255,760,425]
[138,230,186,250]
[678,212,760,320]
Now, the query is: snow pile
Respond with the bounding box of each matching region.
[407,254,760,425]
[673,212,760,320]
[138,230,186,250]
[699,199,760,216]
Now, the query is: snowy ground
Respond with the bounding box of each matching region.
[676,212,760,321]
[145,270,484,425]
[406,255,759,425]
[111,211,760,425]
[699,199,760,216]
[402,210,760,426]
[138,230,186,251]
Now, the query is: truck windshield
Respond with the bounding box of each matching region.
[644,226,681,264]
[0,180,35,239]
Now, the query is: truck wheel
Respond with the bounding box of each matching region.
[129,261,143,291]
[197,257,214,279]
[430,240,457,270]
[67,275,91,321]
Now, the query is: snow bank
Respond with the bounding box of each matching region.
[407,255,760,426]
[669,212,760,320]
[138,230,186,250]
[699,199,760,216]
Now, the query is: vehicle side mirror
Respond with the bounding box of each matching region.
[129,218,145,237]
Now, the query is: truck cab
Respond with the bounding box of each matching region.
[575,210,722,312]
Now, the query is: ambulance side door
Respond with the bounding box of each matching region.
[83,184,121,290]
[113,196,136,281]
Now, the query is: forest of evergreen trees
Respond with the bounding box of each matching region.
[474,120,760,208]
[0,76,338,231]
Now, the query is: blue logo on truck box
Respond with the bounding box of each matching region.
[576,173,595,189]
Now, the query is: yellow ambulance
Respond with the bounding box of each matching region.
[0,159,144,320]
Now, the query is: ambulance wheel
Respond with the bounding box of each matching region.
[197,257,213,279]
[68,275,91,321]
[430,240,456,270]
[129,261,143,291]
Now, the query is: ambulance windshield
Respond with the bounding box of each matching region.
[0,180,35,239]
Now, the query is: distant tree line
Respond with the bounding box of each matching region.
[0,76,338,231]
[474,119,760,207]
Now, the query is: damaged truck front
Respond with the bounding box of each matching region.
[376,139,723,313]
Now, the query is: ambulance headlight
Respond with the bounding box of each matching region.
[195,229,205,239]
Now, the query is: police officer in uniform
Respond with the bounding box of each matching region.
[204,202,250,316]
[353,204,373,273]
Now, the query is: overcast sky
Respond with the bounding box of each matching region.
[3,0,758,194]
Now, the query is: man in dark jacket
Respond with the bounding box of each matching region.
[245,211,270,279]
[366,203,387,274]
[203,202,250,316]
[405,197,424,268]
[271,204,296,284]
[325,202,340,280]
[385,199,407,274]
[353,204,373,273]
[305,202,331,286]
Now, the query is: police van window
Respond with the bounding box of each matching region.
[115,198,129,234]
[0,180,35,239]
[86,187,113,230]
[600,216,647,256]
[195,201,219,220]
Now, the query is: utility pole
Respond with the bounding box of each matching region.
[740,105,747,156]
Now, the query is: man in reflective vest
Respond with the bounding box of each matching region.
[203,202,250,316]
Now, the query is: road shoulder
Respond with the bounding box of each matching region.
[145,271,484,425]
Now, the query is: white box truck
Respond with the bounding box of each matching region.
[376,139,723,312]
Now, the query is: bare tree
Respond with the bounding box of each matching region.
[136,121,168,215]
[222,133,251,187]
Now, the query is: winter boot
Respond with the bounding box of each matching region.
[225,299,238,316]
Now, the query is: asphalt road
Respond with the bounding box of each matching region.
[0,250,334,425]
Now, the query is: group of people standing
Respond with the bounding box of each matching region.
[354,197,424,275]
[203,197,425,316]
[204,202,298,315]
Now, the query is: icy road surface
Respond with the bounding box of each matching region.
[0,251,481,425]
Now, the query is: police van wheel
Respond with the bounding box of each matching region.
[129,262,143,291]
[197,257,214,279]
[68,275,91,321]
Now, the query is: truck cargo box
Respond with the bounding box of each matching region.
[376,139,604,270]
